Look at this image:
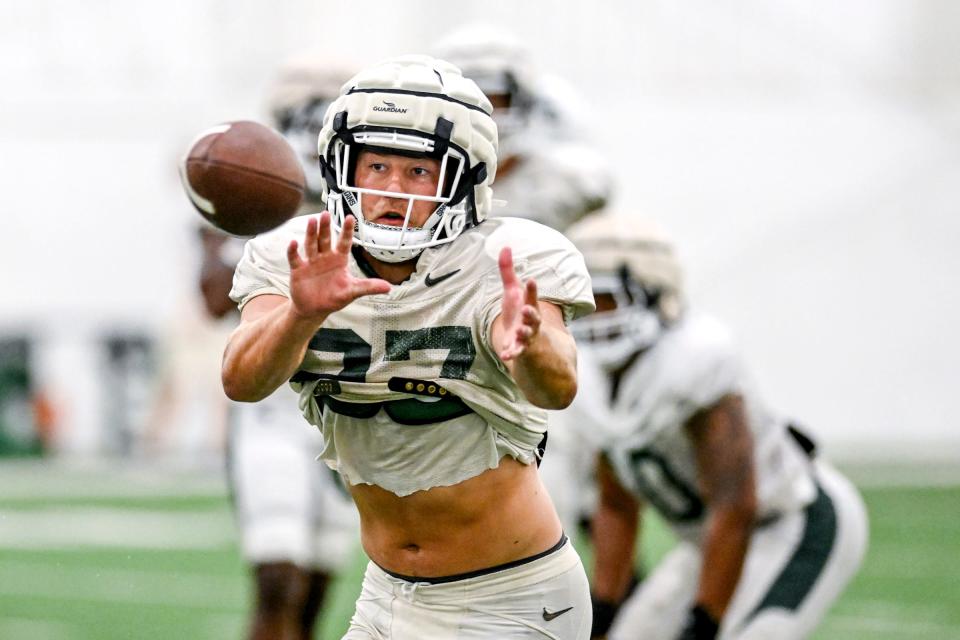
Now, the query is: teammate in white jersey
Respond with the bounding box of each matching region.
[432,25,612,233]
[201,55,361,640]
[224,55,596,639]
[561,213,868,640]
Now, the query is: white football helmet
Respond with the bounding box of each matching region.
[432,26,537,147]
[566,212,685,370]
[266,53,356,205]
[316,55,498,263]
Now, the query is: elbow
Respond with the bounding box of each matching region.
[222,372,250,402]
[221,341,263,402]
[713,493,758,529]
[537,374,578,410]
[221,364,266,403]
[553,377,578,410]
[223,380,267,403]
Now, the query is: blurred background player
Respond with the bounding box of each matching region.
[142,221,244,461]
[432,24,613,233]
[563,212,869,640]
[201,53,360,640]
[433,25,614,539]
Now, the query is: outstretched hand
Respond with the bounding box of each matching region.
[495,247,542,362]
[286,212,390,320]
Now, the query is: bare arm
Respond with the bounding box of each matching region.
[222,295,325,401]
[591,453,642,604]
[222,212,390,401]
[197,231,238,320]
[684,393,758,622]
[491,247,578,409]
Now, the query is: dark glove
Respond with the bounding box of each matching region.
[591,569,644,638]
[676,604,719,640]
[591,596,619,637]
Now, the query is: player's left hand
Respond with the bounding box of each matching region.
[495,246,541,362]
[675,605,719,640]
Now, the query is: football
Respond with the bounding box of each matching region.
[180,120,306,236]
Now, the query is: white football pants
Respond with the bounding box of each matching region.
[609,460,868,640]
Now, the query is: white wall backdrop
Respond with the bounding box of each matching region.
[1,1,958,460]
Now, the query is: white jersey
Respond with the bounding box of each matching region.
[231,216,594,496]
[491,140,612,232]
[573,314,816,542]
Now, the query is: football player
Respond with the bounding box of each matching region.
[223,55,596,639]
[561,212,869,640]
[209,54,360,640]
[432,25,612,233]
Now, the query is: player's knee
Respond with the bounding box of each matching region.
[255,562,310,614]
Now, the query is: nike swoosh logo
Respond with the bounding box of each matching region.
[424,269,461,287]
[542,606,573,621]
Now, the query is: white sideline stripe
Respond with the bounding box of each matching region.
[0,459,227,499]
[0,508,236,550]
[0,560,244,610]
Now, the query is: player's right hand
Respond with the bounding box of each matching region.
[286,211,390,319]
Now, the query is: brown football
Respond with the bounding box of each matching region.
[180,120,306,236]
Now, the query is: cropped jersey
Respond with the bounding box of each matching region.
[231,216,594,495]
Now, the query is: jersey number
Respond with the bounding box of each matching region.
[628,448,704,523]
[308,326,476,381]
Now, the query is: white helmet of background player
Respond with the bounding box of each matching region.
[567,212,685,369]
[316,55,498,263]
[266,53,354,205]
[432,25,552,157]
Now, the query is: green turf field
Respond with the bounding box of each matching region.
[0,461,957,639]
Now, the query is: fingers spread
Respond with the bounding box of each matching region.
[498,247,519,289]
[524,278,538,307]
[522,305,541,327]
[287,240,303,269]
[304,216,319,259]
[317,211,332,254]
[338,214,356,253]
[353,277,392,298]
